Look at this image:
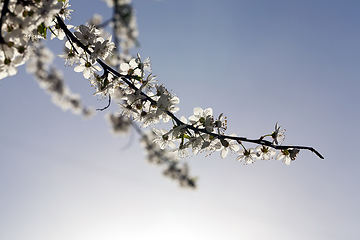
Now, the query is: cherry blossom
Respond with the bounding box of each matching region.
[74,58,102,79]
[189,107,214,132]
[152,128,175,149]
[275,148,299,165]
[219,135,240,159]
[237,148,257,165]
[272,122,285,145]
[120,58,141,76]
[90,35,115,60]
[255,145,276,160]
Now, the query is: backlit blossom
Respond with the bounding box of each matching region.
[171,143,189,160]
[90,35,115,60]
[272,122,285,145]
[275,148,299,165]
[214,113,227,134]
[50,22,73,40]
[219,134,240,159]
[153,128,175,149]
[74,58,102,79]
[237,148,257,165]
[58,0,74,20]
[58,41,81,66]
[155,85,180,123]
[120,58,141,76]
[74,23,100,46]
[189,107,214,132]
[255,145,276,160]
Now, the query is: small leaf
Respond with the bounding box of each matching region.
[37,23,47,39]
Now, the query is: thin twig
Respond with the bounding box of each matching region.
[96,95,111,111]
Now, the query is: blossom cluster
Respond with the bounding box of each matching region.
[141,130,196,188]
[0,0,72,80]
[101,0,138,53]
[27,42,94,117]
[151,108,298,165]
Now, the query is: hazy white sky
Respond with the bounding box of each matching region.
[0,0,359,239]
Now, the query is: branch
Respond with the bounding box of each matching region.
[55,15,324,160]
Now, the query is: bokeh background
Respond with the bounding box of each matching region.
[1,0,359,239]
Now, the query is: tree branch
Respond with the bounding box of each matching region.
[55,15,324,160]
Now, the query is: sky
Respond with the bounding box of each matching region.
[0,0,360,239]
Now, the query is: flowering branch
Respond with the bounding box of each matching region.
[56,10,197,187]
[0,0,324,188]
[54,14,324,164]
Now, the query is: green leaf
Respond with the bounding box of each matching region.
[37,23,47,39]
[101,78,109,90]
[132,75,142,81]
[184,134,191,139]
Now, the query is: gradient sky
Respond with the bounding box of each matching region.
[0,0,359,239]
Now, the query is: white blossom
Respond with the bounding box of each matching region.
[189,107,214,132]
[272,122,285,145]
[255,145,276,160]
[171,143,189,160]
[74,58,102,79]
[276,148,300,165]
[152,128,175,149]
[74,23,100,46]
[155,85,180,123]
[90,35,115,61]
[120,58,141,76]
[237,148,257,165]
[219,135,240,159]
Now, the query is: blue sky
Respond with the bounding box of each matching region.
[0,0,359,239]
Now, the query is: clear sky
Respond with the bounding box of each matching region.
[0,0,359,239]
